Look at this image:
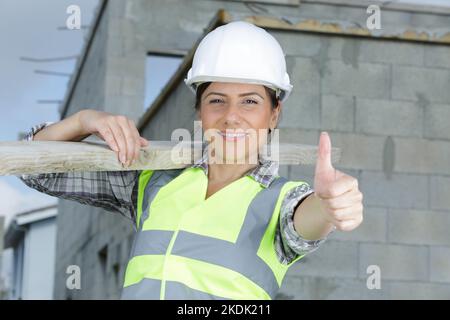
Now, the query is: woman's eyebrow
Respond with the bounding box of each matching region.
[204,92,265,100]
[238,92,264,99]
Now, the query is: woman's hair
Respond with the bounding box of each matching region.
[194,82,280,111]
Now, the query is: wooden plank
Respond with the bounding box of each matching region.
[240,15,450,45]
[0,140,341,176]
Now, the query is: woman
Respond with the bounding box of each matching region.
[20,21,363,300]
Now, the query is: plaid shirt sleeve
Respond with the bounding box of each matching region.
[18,122,140,226]
[275,182,334,265]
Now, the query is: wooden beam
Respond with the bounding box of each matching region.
[0,140,341,176]
[239,15,450,45]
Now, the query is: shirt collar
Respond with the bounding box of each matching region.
[190,142,280,188]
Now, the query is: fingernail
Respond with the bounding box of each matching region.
[120,154,126,164]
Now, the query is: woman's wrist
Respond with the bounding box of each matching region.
[295,192,335,240]
[75,109,108,140]
[76,109,94,136]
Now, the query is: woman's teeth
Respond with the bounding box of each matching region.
[218,131,248,140]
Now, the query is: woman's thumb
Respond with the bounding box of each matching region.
[139,136,149,146]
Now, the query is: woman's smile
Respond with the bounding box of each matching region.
[217,130,249,142]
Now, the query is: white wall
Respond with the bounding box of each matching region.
[21,218,56,299]
[0,248,14,298]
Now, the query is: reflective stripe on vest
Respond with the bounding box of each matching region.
[121,167,308,300]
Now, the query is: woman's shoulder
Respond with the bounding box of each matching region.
[138,168,185,181]
[272,175,312,190]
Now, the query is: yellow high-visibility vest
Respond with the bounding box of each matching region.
[121,166,307,299]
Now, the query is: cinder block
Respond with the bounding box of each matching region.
[323,132,384,171]
[424,44,450,69]
[278,164,289,178]
[388,209,450,246]
[331,206,387,243]
[424,103,450,140]
[289,57,321,96]
[326,37,425,67]
[289,163,315,184]
[105,95,144,121]
[172,92,197,134]
[107,35,124,58]
[278,275,389,300]
[392,65,450,104]
[280,128,374,176]
[271,31,322,57]
[409,12,450,29]
[359,171,428,209]
[289,165,361,191]
[322,60,390,99]
[355,98,423,137]
[122,36,146,57]
[105,76,121,96]
[321,95,355,132]
[280,94,321,129]
[280,57,321,129]
[107,56,145,78]
[287,240,359,278]
[430,246,450,283]
[108,17,136,38]
[358,39,424,66]
[280,128,378,175]
[389,281,450,299]
[430,176,450,211]
[143,92,176,138]
[393,136,450,175]
[107,0,127,18]
[122,76,145,96]
[359,243,428,281]
[278,128,319,145]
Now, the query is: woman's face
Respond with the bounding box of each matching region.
[197,82,281,164]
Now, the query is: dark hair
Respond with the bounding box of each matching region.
[194,82,280,111]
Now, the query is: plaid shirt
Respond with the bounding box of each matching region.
[19,122,330,265]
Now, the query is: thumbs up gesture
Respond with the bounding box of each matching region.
[314,132,364,231]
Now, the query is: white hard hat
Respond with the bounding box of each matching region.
[184,21,293,102]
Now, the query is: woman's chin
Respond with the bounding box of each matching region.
[214,150,259,165]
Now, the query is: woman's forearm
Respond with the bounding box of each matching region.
[33,110,92,142]
[32,110,149,167]
[293,192,335,241]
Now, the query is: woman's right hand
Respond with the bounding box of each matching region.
[78,109,149,167]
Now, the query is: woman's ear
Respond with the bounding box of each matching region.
[270,101,282,128]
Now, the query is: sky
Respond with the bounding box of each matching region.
[0,0,99,228]
[0,0,449,230]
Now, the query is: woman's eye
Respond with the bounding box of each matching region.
[244,99,257,104]
[209,99,223,104]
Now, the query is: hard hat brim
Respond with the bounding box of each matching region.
[184,75,292,102]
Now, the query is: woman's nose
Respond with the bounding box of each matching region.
[223,104,242,124]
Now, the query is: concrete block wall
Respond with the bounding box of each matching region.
[54,0,450,299]
[273,25,450,298]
